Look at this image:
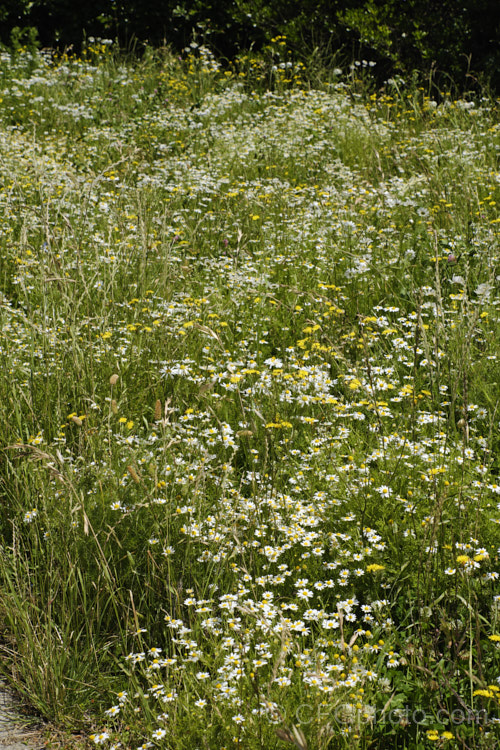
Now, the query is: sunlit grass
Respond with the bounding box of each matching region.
[0,39,499,750]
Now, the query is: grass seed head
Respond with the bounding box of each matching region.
[154,399,162,421]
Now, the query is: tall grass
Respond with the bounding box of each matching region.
[0,39,499,749]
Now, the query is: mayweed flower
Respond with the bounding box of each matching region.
[91,733,110,745]
[376,486,392,497]
[23,509,37,523]
[151,729,166,740]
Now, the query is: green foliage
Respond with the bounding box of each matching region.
[0,0,499,90]
[336,0,500,90]
[8,24,39,55]
[0,43,500,749]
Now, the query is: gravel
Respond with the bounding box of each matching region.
[0,684,43,749]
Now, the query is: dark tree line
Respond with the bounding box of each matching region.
[1,0,499,90]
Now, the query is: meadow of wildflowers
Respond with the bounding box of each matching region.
[0,38,499,750]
